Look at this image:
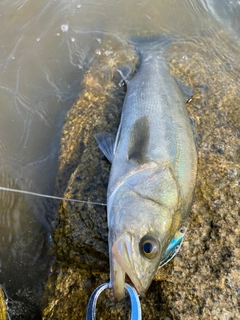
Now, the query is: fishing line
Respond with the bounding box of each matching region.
[0,186,190,225]
[0,186,107,207]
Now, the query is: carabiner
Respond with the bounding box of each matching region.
[86,282,142,320]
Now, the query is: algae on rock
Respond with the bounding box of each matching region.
[0,285,7,320]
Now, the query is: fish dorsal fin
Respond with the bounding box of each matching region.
[113,117,122,155]
[95,132,116,163]
[128,116,150,165]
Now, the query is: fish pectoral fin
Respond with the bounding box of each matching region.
[189,116,198,152]
[95,131,116,163]
[158,226,187,268]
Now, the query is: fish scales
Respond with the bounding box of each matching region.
[109,52,196,216]
[96,39,197,301]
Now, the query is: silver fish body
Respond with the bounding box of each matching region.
[96,40,197,301]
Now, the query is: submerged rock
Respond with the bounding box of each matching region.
[42,32,240,319]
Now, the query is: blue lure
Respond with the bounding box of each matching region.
[159,226,187,268]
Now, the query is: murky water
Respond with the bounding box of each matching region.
[0,0,239,317]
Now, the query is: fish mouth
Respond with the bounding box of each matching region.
[111,233,148,301]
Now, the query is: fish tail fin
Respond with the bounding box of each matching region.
[129,34,177,53]
[117,34,177,82]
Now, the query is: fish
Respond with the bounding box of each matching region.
[95,36,198,301]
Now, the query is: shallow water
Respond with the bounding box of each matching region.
[0,0,239,317]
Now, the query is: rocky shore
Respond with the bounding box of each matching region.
[42,32,240,319]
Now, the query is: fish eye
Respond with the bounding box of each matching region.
[140,235,159,259]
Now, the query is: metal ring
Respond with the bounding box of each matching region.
[86,283,142,320]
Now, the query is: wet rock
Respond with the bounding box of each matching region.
[0,285,7,320]
[52,38,136,273]
[42,32,240,319]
